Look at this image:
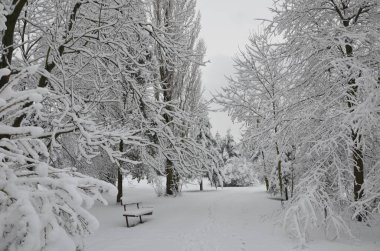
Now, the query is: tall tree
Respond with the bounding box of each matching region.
[151,0,205,195]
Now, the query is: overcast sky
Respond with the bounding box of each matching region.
[196,0,273,140]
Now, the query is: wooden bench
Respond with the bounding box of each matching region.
[122,202,153,227]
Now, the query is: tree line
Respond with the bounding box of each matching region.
[217,0,380,246]
[0,0,218,250]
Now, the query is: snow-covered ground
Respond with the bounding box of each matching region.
[85,179,379,251]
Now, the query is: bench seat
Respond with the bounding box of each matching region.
[123,208,153,217]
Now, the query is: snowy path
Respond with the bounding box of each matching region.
[85,182,379,251]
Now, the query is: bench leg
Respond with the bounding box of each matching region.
[125,216,130,228]
[139,216,142,224]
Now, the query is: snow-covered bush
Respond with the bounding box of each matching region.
[223,157,259,187]
[282,166,353,247]
[0,67,116,251]
[150,175,166,197]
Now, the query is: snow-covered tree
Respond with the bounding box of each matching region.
[0,66,116,250]
[270,0,380,244]
[216,31,289,198]
[223,129,239,162]
[151,0,209,195]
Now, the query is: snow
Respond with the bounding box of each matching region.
[35,163,49,177]
[0,68,10,78]
[85,179,380,251]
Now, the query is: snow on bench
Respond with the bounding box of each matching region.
[122,202,153,227]
[123,208,153,217]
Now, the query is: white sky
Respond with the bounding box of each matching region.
[197,0,273,141]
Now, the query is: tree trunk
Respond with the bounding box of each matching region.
[261,151,269,191]
[348,82,365,222]
[291,167,294,198]
[165,159,178,195]
[352,131,364,221]
[116,140,124,203]
[0,0,28,139]
[353,143,364,203]
[0,0,27,68]
[343,27,365,221]
[275,142,283,198]
[162,70,176,195]
[199,179,203,191]
[0,0,28,89]
[264,177,269,191]
[284,186,289,201]
[117,168,123,204]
